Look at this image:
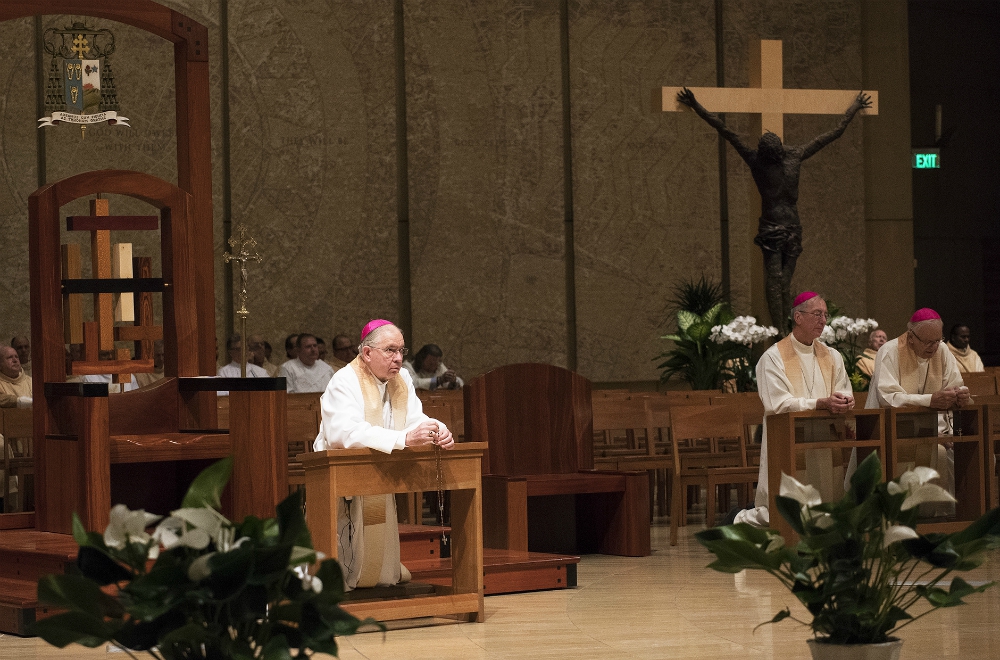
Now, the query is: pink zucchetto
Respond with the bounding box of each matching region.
[910,308,941,323]
[793,291,819,307]
[360,319,394,342]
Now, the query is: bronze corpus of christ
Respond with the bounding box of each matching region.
[678,88,871,332]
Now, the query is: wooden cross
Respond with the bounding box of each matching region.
[660,39,878,140]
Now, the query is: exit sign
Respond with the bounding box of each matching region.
[912,148,941,169]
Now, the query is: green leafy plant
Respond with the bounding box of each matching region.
[696,453,1000,646]
[31,458,379,659]
[657,277,738,390]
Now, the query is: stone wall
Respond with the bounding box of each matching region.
[0,0,882,382]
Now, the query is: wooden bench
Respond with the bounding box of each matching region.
[467,363,650,557]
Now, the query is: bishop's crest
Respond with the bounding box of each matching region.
[38,22,130,137]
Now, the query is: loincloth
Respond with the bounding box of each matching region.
[754,222,803,257]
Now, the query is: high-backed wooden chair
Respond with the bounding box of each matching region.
[29,170,287,534]
[466,363,650,556]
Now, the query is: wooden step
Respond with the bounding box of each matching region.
[0,530,79,635]
[398,523,449,563]
[406,548,579,595]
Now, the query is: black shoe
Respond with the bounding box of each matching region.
[722,506,742,526]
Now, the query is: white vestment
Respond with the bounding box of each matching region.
[861,336,962,516]
[278,358,335,393]
[216,361,269,396]
[82,373,138,393]
[402,360,464,390]
[735,335,850,527]
[314,360,445,589]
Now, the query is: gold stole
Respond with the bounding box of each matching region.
[349,357,408,587]
[947,343,977,373]
[775,335,835,397]
[776,336,838,501]
[895,333,944,394]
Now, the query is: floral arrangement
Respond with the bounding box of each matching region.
[31,458,378,659]
[696,452,1000,646]
[820,314,879,392]
[709,316,779,392]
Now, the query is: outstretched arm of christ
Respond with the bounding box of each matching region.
[799,92,872,160]
[677,87,755,164]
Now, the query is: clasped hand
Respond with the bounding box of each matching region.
[818,391,854,414]
[405,420,455,449]
[929,386,971,410]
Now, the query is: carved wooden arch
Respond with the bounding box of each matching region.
[2,0,216,375]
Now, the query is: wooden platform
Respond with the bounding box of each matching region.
[399,524,578,595]
[0,522,579,636]
[0,528,79,636]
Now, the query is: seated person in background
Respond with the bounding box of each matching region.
[282,334,299,366]
[1,345,31,511]
[403,344,464,390]
[329,334,357,370]
[10,336,30,378]
[734,292,853,528]
[857,329,887,378]
[82,349,139,393]
[314,319,454,589]
[278,333,335,393]
[217,333,269,379]
[248,333,280,376]
[135,340,166,388]
[947,324,984,373]
[0,345,32,408]
[316,337,328,363]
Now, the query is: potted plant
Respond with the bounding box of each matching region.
[696,452,1000,660]
[818,311,879,392]
[30,458,379,659]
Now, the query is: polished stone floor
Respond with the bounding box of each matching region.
[2,520,999,659]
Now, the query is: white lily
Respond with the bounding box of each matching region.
[188,552,215,582]
[153,516,212,551]
[888,466,957,511]
[780,473,823,508]
[104,504,162,550]
[883,524,919,548]
[293,564,323,594]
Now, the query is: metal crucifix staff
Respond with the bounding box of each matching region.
[224,223,262,377]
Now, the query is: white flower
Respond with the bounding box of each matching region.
[711,317,778,346]
[883,524,919,548]
[153,516,212,551]
[888,466,957,511]
[104,504,162,550]
[780,473,822,507]
[188,553,215,582]
[293,564,323,594]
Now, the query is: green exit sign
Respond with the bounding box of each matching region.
[912,149,941,169]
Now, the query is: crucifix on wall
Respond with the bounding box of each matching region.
[661,39,879,329]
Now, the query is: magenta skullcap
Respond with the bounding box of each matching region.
[910,308,941,323]
[360,319,394,341]
[793,291,819,307]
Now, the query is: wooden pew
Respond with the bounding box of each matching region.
[1,408,33,514]
[467,364,650,557]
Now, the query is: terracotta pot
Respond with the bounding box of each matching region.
[806,638,903,660]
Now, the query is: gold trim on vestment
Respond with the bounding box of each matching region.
[895,333,944,395]
[776,335,834,398]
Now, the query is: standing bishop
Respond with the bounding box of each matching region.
[735,292,853,527]
[313,320,455,589]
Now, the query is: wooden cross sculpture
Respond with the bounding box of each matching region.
[661,39,878,329]
[62,196,162,387]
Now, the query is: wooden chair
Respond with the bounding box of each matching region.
[466,363,650,556]
[667,404,757,545]
[29,170,287,534]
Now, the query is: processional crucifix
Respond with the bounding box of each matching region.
[661,40,879,330]
[224,224,262,377]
